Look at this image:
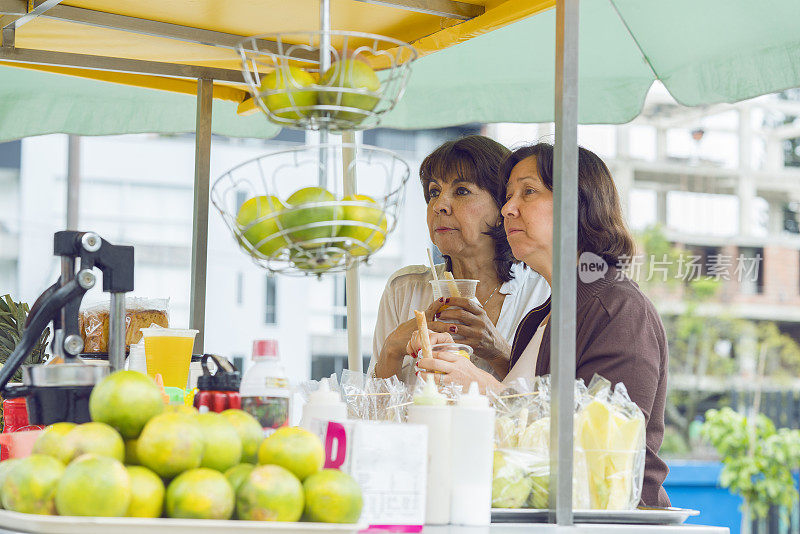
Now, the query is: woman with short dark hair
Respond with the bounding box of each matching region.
[410,142,670,507]
[369,135,550,385]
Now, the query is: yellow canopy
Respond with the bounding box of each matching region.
[0,0,554,104]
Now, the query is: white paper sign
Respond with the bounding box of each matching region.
[307,419,427,528]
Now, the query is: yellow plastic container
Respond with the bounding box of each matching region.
[140,327,198,389]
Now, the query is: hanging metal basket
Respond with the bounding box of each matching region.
[211,142,410,276]
[238,30,417,131]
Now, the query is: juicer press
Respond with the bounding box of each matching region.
[0,231,134,425]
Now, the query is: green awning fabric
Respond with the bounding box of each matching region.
[0,66,280,142]
[0,0,799,139]
[383,0,800,128]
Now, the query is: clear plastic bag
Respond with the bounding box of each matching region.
[489,374,645,510]
[574,375,646,510]
[297,373,342,402]
[339,370,411,422]
[79,297,169,353]
[410,374,462,403]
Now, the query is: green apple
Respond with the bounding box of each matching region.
[236,195,288,257]
[260,66,317,120]
[279,187,343,246]
[319,59,380,123]
[290,249,344,273]
[337,194,387,256]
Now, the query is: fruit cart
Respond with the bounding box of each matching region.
[0,0,799,532]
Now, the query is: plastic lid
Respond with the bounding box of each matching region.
[196,371,241,391]
[413,375,447,406]
[140,326,198,339]
[308,378,343,405]
[457,381,489,407]
[252,339,279,361]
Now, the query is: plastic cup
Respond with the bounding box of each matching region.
[140,327,198,389]
[431,343,472,360]
[429,279,478,300]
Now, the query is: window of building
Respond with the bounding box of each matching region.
[682,245,721,282]
[334,275,346,330]
[236,272,244,306]
[738,247,764,295]
[311,354,371,381]
[265,276,277,324]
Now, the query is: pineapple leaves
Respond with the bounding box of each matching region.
[0,294,51,383]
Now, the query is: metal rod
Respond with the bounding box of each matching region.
[1,0,63,31]
[351,0,483,20]
[66,135,80,230]
[190,78,213,355]
[0,0,317,61]
[55,257,75,360]
[109,292,126,371]
[550,0,579,526]
[1,26,13,49]
[318,0,331,188]
[0,47,246,84]
[342,131,362,372]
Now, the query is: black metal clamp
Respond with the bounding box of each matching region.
[0,231,134,393]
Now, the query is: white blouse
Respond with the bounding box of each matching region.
[369,262,551,384]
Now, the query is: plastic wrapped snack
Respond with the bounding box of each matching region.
[340,370,411,422]
[489,374,644,510]
[575,375,646,510]
[79,297,169,353]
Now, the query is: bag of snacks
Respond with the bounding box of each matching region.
[79,297,169,353]
[575,375,646,510]
[339,370,411,422]
[489,374,645,510]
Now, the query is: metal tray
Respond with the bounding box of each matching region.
[0,509,367,534]
[491,507,700,525]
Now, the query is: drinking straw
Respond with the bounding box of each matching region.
[427,248,439,282]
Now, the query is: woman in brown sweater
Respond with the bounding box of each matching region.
[411,142,670,507]
[500,143,670,508]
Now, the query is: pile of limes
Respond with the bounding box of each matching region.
[0,370,362,523]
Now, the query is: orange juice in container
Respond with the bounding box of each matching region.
[140,327,198,389]
[431,343,472,361]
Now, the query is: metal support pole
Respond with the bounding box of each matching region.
[55,257,75,360]
[190,78,213,354]
[109,292,126,371]
[342,131,362,372]
[550,0,579,526]
[66,135,80,230]
[318,0,331,188]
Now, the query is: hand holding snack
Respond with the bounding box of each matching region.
[428,296,512,374]
[406,329,454,359]
[416,344,500,393]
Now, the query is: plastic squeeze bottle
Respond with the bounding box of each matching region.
[300,378,347,431]
[240,340,291,435]
[407,375,451,525]
[449,382,494,525]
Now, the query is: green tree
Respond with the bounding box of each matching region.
[702,407,800,532]
[635,226,800,454]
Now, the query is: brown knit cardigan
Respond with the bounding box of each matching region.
[509,266,670,508]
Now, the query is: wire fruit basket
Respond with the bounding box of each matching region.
[211,142,410,275]
[238,30,417,131]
